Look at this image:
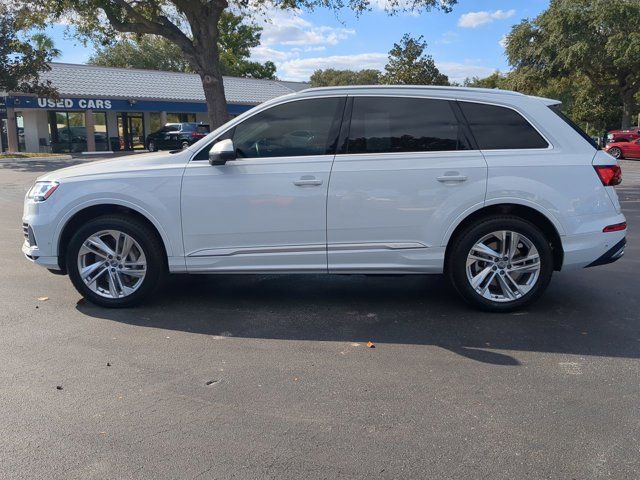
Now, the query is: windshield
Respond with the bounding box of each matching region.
[548,105,599,150]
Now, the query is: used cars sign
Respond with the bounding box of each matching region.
[37,98,113,109]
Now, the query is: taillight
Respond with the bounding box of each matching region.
[594,165,622,186]
[603,222,626,233]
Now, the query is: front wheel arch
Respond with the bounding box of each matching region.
[444,204,564,272]
[57,204,168,274]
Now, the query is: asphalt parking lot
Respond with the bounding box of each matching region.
[1,158,639,480]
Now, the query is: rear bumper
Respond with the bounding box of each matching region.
[561,228,627,270]
[585,238,626,268]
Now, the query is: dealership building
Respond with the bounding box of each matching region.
[0,62,307,153]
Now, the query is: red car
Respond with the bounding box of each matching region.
[605,138,640,159]
[607,127,640,144]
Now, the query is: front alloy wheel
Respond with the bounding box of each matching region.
[67,215,165,307]
[77,230,147,299]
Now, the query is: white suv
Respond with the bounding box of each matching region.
[22,86,626,311]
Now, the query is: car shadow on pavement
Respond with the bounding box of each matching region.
[76,271,640,366]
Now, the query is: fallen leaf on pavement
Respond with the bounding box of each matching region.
[38,296,49,301]
[367,341,375,348]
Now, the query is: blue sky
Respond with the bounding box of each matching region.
[45,0,549,82]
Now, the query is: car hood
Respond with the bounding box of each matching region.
[37,151,189,182]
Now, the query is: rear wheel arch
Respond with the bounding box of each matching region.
[57,204,169,273]
[444,203,564,271]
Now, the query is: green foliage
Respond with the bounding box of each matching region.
[382,34,448,86]
[463,71,508,89]
[504,0,640,129]
[89,35,192,72]
[310,69,381,87]
[0,6,58,96]
[88,12,276,79]
[310,34,448,88]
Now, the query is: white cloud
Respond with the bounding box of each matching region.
[458,9,515,28]
[257,11,355,47]
[276,53,389,81]
[436,62,496,83]
[436,31,460,45]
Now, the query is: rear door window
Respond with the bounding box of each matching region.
[346,97,470,154]
[458,101,548,150]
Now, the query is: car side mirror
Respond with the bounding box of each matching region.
[209,139,236,166]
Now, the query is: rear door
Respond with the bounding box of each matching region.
[327,95,487,273]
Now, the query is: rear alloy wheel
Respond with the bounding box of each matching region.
[181,141,190,150]
[447,216,553,312]
[67,215,165,307]
[608,147,622,159]
[147,140,156,152]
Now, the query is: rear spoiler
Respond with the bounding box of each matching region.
[527,95,562,106]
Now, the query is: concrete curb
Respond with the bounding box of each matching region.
[0,155,73,162]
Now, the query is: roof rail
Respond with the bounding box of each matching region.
[297,85,525,97]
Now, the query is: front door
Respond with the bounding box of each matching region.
[181,96,346,272]
[118,113,145,150]
[327,96,487,273]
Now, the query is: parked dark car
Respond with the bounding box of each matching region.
[146,123,210,151]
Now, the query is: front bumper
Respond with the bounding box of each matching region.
[22,197,62,270]
[22,240,61,270]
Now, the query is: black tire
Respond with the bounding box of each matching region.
[181,140,190,150]
[66,214,165,308]
[147,140,157,152]
[608,147,623,159]
[446,215,553,312]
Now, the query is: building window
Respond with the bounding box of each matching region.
[149,112,163,133]
[93,112,108,151]
[167,113,196,123]
[48,111,109,153]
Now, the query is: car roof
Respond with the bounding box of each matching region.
[294,85,561,106]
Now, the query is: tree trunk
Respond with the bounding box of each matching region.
[620,89,637,129]
[200,69,229,129]
[188,4,229,130]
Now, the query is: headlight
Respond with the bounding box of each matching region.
[27,181,59,202]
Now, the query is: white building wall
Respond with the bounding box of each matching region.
[21,110,49,153]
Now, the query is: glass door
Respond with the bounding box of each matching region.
[118,113,145,150]
[128,114,145,150]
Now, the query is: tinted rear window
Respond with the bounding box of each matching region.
[548,105,598,149]
[459,101,548,150]
[196,125,210,134]
[159,125,180,133]
[346,97,471,154]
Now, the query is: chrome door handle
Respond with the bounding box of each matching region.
[437,175,468,183]
[294,176,323,186]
